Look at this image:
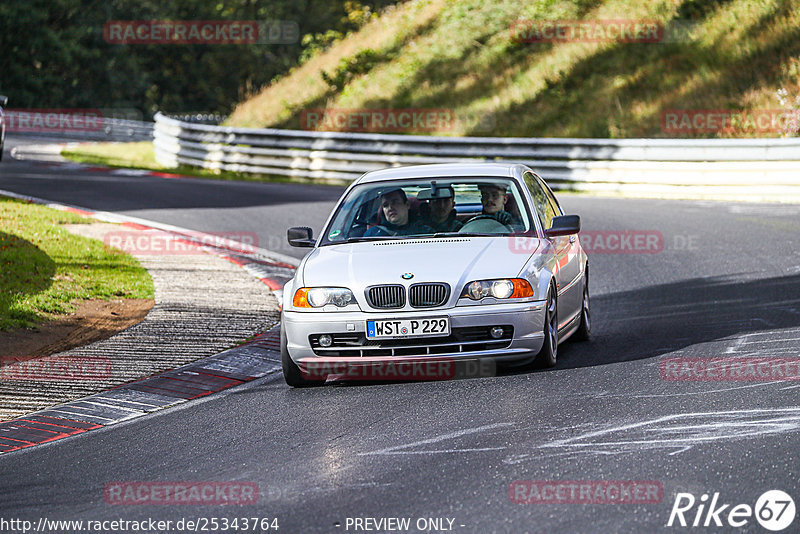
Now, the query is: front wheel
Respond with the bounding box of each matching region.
[281,323,325,387]
[535,285,558,367]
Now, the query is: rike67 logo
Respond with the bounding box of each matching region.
[667,490,795,531]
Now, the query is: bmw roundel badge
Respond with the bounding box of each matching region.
[401,273,414,280]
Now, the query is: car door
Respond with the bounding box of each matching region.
[523,172,574,320]
[539,176,583,325]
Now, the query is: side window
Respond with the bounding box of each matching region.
[539,177,563,220]
[524,171,557,229]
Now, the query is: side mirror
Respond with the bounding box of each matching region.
[0,95,7,107]
[287,226,315,247]
[545,215,580,238]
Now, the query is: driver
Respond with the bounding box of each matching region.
[422,184,463,232]
[477,183,521,228]
[364,188,433,237]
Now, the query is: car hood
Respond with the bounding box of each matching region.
[300,237,539,292]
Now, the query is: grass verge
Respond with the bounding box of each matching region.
[61,142,349,186]
[227,0,800,139]
[0,197,155,330]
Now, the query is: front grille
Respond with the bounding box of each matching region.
[366,285,405,309]
[409,283,450,308]
[309,326,514,357]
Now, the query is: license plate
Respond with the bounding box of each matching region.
[366,317,450,339]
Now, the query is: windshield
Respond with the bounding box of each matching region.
[320,177,533,245]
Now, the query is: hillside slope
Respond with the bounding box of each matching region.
[227,0,800,138]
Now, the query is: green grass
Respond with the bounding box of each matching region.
[0,197,154,330]
[61,141,162,170]
[61,141,242,180]
[61,142,348,185]
[227,0,800,138]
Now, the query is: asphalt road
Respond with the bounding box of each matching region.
[1,136,343,260]
[2,135,800,533]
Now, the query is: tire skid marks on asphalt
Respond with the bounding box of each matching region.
[720,326,800,357]
[723,334,752,354]
[651,324,800,361]
[358,422,514,456]
[503,407,800,463]
[601,381,780,399]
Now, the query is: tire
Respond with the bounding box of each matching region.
[573,270,590,342]
[535,284,558,367]
[281,323,325,387]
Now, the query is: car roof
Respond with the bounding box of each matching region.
[354,163,527,184]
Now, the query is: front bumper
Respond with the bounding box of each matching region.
[283,300,546,364]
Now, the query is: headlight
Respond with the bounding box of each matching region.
[461,279,533,300]
[293,287,355,308]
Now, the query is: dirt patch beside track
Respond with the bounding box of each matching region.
[0,298,154,360]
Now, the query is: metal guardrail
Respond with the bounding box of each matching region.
[153,112,800,201]
[164,113,228,125]
[9,117,154,142]
[7,113,227,142]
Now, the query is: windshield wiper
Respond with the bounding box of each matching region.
[431,232,497,238]
[341,232,499,243]
[343,236,394,243]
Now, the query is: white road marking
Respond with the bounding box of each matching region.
[111,169,150,176]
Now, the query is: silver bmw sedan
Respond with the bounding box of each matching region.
[280,163,589,386]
